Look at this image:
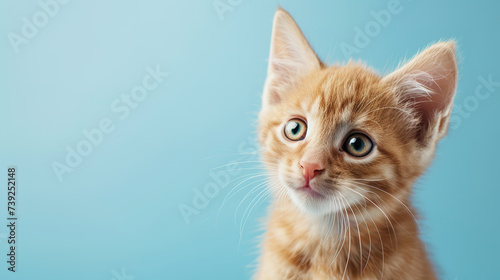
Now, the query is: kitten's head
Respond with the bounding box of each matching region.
[258,9,458,216]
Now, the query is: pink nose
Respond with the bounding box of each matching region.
[300,160,325,181]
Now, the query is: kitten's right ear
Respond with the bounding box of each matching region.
[381,41,458,149]
[262,8,322,109]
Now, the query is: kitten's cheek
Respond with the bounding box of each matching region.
[277,172,304,194]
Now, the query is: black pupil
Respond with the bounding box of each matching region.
[350,137,365,151]
[291,122,300,135]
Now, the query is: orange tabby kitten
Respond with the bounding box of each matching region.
[256,8,457,280]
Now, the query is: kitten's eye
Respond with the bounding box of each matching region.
[284,119,307,141]
[343,133,373,157]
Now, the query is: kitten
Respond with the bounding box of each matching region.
[256,8,457,280]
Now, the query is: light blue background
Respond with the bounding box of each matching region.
[1,0,499,279]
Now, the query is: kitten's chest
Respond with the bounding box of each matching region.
[271,222,388,280]
[301,240,381,280]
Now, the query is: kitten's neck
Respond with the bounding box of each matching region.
[274,194,414,239]
[258,196,436,279]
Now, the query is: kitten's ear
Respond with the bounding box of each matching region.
[262,8,322,109]
[381,41,458,145]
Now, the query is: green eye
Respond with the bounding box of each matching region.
[284,119,307,141]
[343,133,373,157]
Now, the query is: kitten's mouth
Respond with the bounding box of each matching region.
[297,184,324,198]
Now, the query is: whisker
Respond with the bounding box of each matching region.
[216,174,270,222]
[342,185,398,246]
[339,192,363,273]
[234,181,269,226]
[348,180,421,234]
[352,201,372,274]
[338,195,351,280]
[238,186,272,247]
[210,160,277,171]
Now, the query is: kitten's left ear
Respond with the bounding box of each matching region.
[381,41,458,146]
[262,8,322,110]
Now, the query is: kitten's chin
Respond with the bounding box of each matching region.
[285,186,345,217]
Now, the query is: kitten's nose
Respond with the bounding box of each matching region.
[300,160,325,181]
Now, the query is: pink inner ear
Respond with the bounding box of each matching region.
[267,87,282,104]
[413,66,456,126]
[262,9,323,108]
[384,42,458,142]
[266,61,293,104]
